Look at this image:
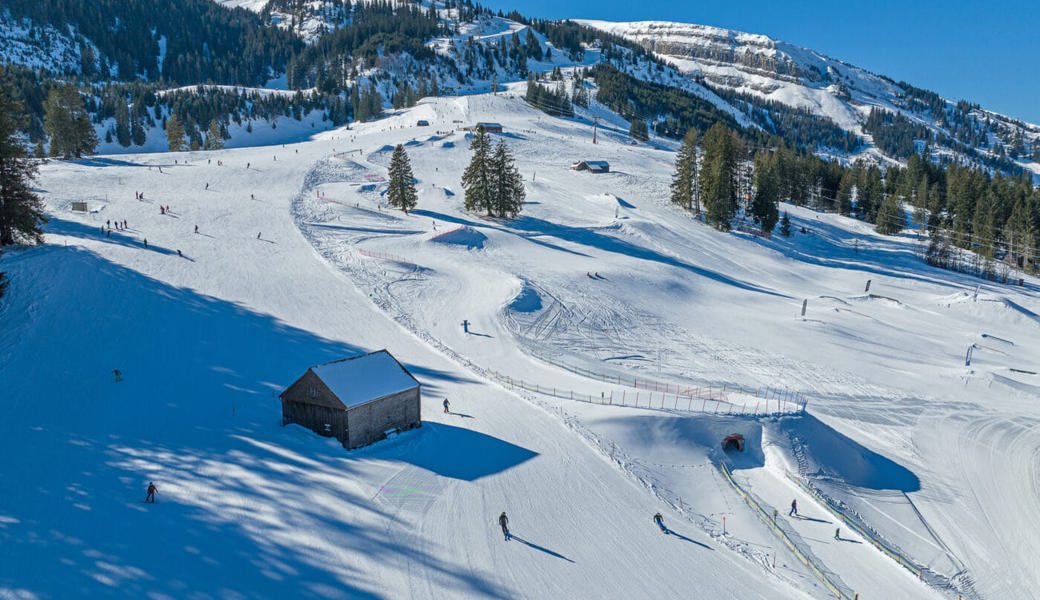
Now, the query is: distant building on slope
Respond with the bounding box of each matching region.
[570,160,610,173]
[465,122,504,133]
[280,350,421,449]
[416,119,430,127]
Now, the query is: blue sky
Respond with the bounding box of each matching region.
[481,0,1040,123]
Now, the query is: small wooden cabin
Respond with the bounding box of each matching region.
[571,160,610,173]
[466,122,504,133]
[280,350,421,449]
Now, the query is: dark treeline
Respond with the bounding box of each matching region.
[4,0,299,85]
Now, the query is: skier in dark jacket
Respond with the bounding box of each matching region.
[145,482,157,503]
[443,398,450,414]
[499,512,509,540]
[789,499,798,517]
[653,512,666,533]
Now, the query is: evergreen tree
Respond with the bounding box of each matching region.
[386,144,418,212]
[43,85,97,159]
[751,151,780,233]
[779,211,791,237]
[0,89,46,246]
[629,118,649,142]
[462,127,493,215]
[1005,197,1035,270]
[114,100,132,147]
[669,129,698,212]
[875,194,905,235]
[836,169,856,216]
[165,114,187,151]
[205,118,224,150]
[0,270,7,300]
[489,141,525,218]
[699,123,739,230]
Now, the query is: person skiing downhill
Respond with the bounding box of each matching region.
[145,482,157,503]
[499,512,510,541]
[789,499,798,517]
[834,527,841,540]
[443,398,450,414]
[653,512,666,533]
[112,368,123,382]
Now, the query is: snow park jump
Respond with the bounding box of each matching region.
[3,6,1040,599]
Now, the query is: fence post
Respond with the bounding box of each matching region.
[687,396,693,410]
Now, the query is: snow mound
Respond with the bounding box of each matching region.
[508,282,543,313]
[429,226,487,249]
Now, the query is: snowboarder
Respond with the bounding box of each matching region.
[653,512,666,533]
[499,512,510,541]
[443,398,450,414]
[113,368,123,382]
[789,499,798,517]
[145,482,157,503]
[834,528,841,541]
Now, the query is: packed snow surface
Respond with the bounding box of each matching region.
[2,92,1039,600]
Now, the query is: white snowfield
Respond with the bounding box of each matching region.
[2,92,1038,600]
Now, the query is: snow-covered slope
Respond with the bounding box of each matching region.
[3,92,1039,599]
[578,19,1040,169]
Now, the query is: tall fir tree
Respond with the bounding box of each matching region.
[43,85,97,159]
[205,118,224,150]
[669,129,698,212]
[0,88,47,246]
[698,123,739,230]
[875,194,905,235]
[779,211,791,237]
[462,126,493,216]
[836,169,856,216]
[751,151,780,233]
[489,141,525,218]
[387,145,418,212]
[165,114,187,152]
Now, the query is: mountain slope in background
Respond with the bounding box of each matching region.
[578,20,1040,174]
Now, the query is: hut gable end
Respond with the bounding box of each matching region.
[280,369,346,411]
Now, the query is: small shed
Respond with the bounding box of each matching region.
[571,160,610,173]
[416,119,430,127]
[467,122,503,133]
[280,350,421,449]
[71,201,89,212]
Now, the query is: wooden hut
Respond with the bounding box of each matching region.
[570,160,610,173]
[280,350,421,449]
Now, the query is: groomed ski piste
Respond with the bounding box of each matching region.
[2,87,1039,600]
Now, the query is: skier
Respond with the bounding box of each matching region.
[177,249,182,257]
[106,219,111,227]
[246,162,249,169]
[789,499,798,517]
[194,225,199,234]
[461,320,469,334]
[160,206,165,215]
[653,512,666,533]
[123,220,127,229]
[443,398,450,414]
[205,182,209,190]
[257,232,262,240]
[113,368,123,382]
[834,528,841,541]
[499,512,510,541]
[143,238,148,247]
[145,482,157,503]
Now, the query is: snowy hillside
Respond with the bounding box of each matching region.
[578,19,1040,172]
[4,92,1039,599]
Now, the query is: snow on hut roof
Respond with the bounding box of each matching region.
[584,160,609,168]
[311,350,419,408]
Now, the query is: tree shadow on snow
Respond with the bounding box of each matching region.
[0,247,513,600]
[47,216,179,257]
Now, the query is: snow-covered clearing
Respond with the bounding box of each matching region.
[2,92,1038,599]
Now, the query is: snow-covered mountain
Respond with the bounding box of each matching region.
[578,20,1040,172]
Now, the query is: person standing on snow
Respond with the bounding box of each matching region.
[789,499,798,517]
[145,482,157,503]
[443,398,450,414]
[653,512,666,533]
[499,512,510,541]
[113,368,123,382]
[834,528,841,540]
